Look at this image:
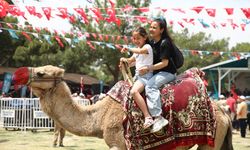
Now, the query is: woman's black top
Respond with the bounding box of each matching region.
[150,38,177,74]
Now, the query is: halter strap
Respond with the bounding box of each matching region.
[27,67,63,86]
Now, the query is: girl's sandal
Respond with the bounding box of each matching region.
[143,117,154,129]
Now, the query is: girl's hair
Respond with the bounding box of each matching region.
[133,26,150,44]
[153,17,173,44]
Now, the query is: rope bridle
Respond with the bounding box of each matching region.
[27,67,63,87]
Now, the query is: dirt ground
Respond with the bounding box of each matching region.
[0,128,249,150]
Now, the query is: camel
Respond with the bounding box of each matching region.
[12,65,233,150]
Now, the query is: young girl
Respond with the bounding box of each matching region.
[120,27,154,129]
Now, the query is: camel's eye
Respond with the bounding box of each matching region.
[37,72,45,77]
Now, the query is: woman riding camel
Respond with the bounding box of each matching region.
[139,17,177,133]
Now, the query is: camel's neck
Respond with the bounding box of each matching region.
[39,82,112,137]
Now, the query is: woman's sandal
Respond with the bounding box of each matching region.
[143,117,154,129]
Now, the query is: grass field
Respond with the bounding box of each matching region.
[0,128,250,150]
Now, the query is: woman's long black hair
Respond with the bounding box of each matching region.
[153,17,174,45]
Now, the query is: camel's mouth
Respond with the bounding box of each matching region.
[12,67,30,86]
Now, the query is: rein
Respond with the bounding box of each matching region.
[27,67,63,86]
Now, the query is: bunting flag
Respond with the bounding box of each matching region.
[74,8,89,24]
[0,0,9,18]
[25,6,42,18]
[57,7,68,19]
[241,8,250,19]
[225,8,234,15]
[7,29,19,39]
[42,7,52,20]
[55,36,64,47]
[21,31,32,41]
[206,8,216,17]
[191,6,204,14]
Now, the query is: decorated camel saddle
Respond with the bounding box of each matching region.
[107,67,216,150]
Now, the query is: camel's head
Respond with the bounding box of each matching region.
[13,65,65,97]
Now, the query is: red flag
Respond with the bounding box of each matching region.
[138,7,149,13]
[191,6,204,14]
[8,5,26,19]
[0,0,9,18]
[87,41,96,50]
[55,36,64,47]
[25,6,36,15]
[90,7,103,20]
[206,8,216,17]
[74,8,89,24]
[241,8,250,19]
[6,22,13,28]
[98,34,103,41]
[42,7,52,20]
[240,23,246,31]
[172,8,186,14]
[21,32,32,41]
[225,8,234,15]
[122,5,133,12]
[105,8,116,23]
[69,15,76,23]
[108,0,115,8]
[57,7,68,19]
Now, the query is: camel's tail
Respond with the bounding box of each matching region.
[220,114,234,150]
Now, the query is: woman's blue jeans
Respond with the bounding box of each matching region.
[145,71,176,117]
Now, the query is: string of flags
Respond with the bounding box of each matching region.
[0,25,249,60]
[0,0,250,30]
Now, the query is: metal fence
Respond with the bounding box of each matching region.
[0,97,90,131]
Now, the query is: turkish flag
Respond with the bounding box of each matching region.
[0,0,9,18]
[42,7,52,20]
[191,6,204,14]
[90,7,103,20]
[225,8,234,15]
[57,7,68,19]
[74,8,89,24]
[26,6,36,15]
[8,5,26,19]
[105,8,116,22]
[206,8,216,17]
[21,32,32,41]
[55,36,64,48]
[241,8,250,19]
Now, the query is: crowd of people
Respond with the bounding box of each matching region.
[217,94,249,138]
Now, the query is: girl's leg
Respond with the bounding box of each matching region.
[130,80,151,118]
[145,71,175,117]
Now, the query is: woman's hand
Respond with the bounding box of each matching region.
[138,66,149,76]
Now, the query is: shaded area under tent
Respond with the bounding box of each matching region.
[201,54,250,99]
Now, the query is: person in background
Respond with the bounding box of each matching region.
[237,95,248,138]
[139,17,177,133]
[120,26,154,129]
[226,93,237,121]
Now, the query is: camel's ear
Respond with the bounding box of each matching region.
[54,68,65,77]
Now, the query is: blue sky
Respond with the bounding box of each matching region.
[12,0,250,48]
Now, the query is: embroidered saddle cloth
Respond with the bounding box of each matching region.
[107,68,216,150]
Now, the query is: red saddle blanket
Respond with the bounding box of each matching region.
[107,68,216,150]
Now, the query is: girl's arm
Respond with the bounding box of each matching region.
[129,47,149,54]
[121,46,149,54]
